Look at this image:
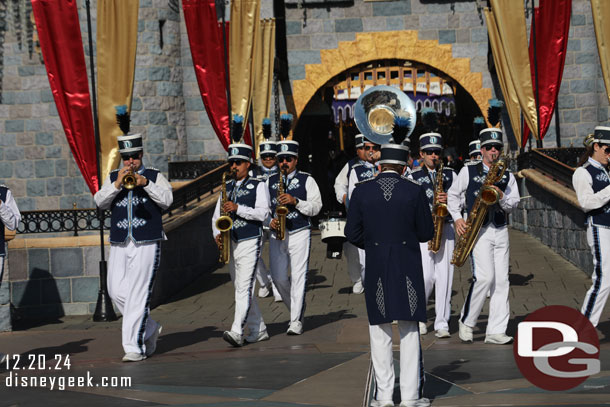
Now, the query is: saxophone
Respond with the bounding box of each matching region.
[275,169,289,240]
[215,169,236,264]
[428,161,448,253]
[451,156,508,267]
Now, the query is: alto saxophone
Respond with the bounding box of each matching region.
[451,156,508,267]
[275,169,289,240]
[215,169,236,264]
[428,161,448,253]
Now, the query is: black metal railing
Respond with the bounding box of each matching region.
[168,160,226,181]
[517,148,584,189]
[15,161,227,236]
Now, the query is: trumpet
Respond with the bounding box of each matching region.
[122,167,137,190]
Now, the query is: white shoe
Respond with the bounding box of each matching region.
[419,322,427,335]
[353,280,364,294]
[145,324,162,357]
[245,330,270,343]
[258,285,271,298]
[485,333,513,345]
[435,329,450,338]
[400,397,431,407]
[222,330,244,347]
[287,321,303,335]
[458,320,473,343]
[122,352,146,362]
[370,400,394,407]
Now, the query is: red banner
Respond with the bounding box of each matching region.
[31,0,98,193]
[183,0,252,152]
[523,0,571,147]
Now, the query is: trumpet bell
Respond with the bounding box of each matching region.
[354,85,417,145]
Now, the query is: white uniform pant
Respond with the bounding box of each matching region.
[344,241,363,284]
[269,228,311,323]
[255,230,280,295]
[369,321,424,402]
[108,240,161,355]
[229,237,266,335]
[419,223,455,331]
[582,224,610,327]
[460,225,510,335]
[0,256,5,285]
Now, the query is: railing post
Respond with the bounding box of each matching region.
[72,203,78,237]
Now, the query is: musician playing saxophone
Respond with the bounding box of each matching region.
[267,139,322,335]
[447,128,519,345]
[211,140,271,347]
[409,132,456,338]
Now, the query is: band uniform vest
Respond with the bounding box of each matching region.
[465,162,510,228]
[411,166,454,223]
[226,177,263,242]
[109,168,164,244]
[0,186,7,256]
[269,171,311,233]
[252,165,277,182]
[346,156,362,179]
[352,163,377,183]
[583,162,610,227]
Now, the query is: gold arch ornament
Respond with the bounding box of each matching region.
[292,30,492,122]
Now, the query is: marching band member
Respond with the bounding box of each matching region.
[0,182,21,362]
[94,106,172,361]
[334,134,367,294]
[467,140,482,163]
[347,138,380,291]
[251,118,282,302]
[410,131,456,338]
[345,117,433,407]
[268,115,322,335]
[212,120,271,347]
[447,126,519,345]
[573,126,610,327]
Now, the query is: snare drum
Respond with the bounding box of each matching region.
[319,218,347,243]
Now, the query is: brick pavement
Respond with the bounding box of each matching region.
[1,229,609,406]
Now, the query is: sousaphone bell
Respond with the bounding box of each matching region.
[353,85,417,145]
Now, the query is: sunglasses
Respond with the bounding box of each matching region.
[483,145,503,151]
[229,160,246,166]
[261,154,276,160]
[423,150,441,156]
[278,156,295,163]
[604,146,610,154]
[121,153,140,160]
[364,145,380,151]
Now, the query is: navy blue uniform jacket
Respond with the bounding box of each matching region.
[345,171,434,325]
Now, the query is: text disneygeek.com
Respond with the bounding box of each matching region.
[2,354,131,391]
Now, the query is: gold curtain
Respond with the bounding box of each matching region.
[488,0,539,141]
[229,0,261,142]
[251,19,276,158]
[591,0,610,105]
[485,9,523,146]
[97,0,139,182]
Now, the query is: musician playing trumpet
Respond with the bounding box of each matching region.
[211,118,271,347]
[447,126,519,345]
[409,132,456,338]
[267,136,322,336]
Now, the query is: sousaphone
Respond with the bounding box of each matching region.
[353,85,417,145]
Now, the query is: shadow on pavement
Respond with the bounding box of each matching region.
[509,272,534,286]
[163,270,230,304]
[155,326,223,355]
[265,310,357,337]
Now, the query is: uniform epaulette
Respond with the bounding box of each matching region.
[583,162,591,168]
[148,167,160,171]
[299,171,311,176]
[355,177,375,187]
[410,167,424,174]
[0,184,7,188]
[465,160,480,166]
[351,163,364,169]
[404,177,421,186]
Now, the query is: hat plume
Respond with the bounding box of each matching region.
[231,114,244,144]
[280,114,293,140]
[115,105,130,135]
[262,118,272,140]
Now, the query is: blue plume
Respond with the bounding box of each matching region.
[473,116,485,140]
[114,105,130,134]
[392,114,412,145]
[232,114,244,143]
[487,99,504,127]
[280,113,293,140]
[262,118,272,140]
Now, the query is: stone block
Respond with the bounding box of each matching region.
[132,97,143,111]
[287,35,311,50]
[71,277,99,303]
[15,92,41,104]
[50,248,84,278]
[421,14,448,29]
[35,132,54,146]
[288,65,306,81]
[0,133,16,147]
[373,1,410,17]
[149,111,168,125]
[25,146,45,160]
[362,16,386,32]
[185,97,205,111]
[157,82,182,96]
[135,67,148,81]
[562,109,580,123]
[11,280,41,306]
[310,34,338,50]
[570,79,595,93]
[84,246,109,277]
[63,302,90,316]
[45,146,62,159]
[41,278,71,304]
[438,29,456,44]
[26,179,46,197]
[5,147,24,161]
[0,162,13,179]
[301,19,324,35]
[575,52,598,65]
[581,107,597,122]
[571,14,586,26]
[147,138,164,154]
[35,160,54,178]
[55,160,68,177]
[40,89,54,103]
[5,120,24,133]
[46,178,63,196]
[287,50,321,66]
[18,66,35,76]
[386,16,405,31]
[558,94,575,109]
[335,18,363,33]
[16,198,35,211]
[25,119,42,132]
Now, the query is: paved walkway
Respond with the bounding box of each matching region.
[1,229,609,406]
